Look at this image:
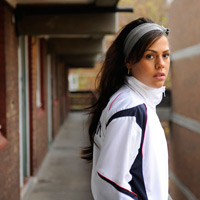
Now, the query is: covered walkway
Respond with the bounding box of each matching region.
[22,112,93,200]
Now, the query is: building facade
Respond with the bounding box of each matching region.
[0,2,69,199]
[0,0,121,199]
[168,0,200,199]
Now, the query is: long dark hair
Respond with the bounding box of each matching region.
[81,17,165,160]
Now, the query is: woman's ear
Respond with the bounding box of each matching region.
[125,62,132,76]
[126,62,131,69]
[126,62,133,72]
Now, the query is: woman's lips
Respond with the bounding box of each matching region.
[153,73,166,80]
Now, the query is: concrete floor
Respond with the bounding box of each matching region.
[22,112,93,200]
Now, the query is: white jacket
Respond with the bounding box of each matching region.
[91,76,169,200]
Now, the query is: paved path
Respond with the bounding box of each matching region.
[22,112,93,200]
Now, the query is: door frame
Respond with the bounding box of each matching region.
[18,35,30,187]
[47,54,53,146]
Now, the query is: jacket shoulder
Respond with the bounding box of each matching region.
[105,86,144,119]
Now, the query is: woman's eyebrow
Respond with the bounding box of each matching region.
[145,49,170,53]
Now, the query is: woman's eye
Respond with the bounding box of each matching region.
[145,54,154,59]
[163,53,170,58]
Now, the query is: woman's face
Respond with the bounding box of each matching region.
[127,35,170,88]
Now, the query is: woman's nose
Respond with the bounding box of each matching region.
[156,56,165,69]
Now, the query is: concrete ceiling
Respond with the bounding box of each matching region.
[7,0,94,7]
[17,0,93,4]
[10,0,133,68]
[59,54,101,68]
[17,13,118,36]
[47,38,105,55]
[13,0,118,6]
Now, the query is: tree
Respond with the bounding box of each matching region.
[118,0,169,29]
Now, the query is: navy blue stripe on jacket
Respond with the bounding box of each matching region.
[103,104,148,200]
[98,172,138,199]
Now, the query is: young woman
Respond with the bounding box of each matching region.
[82,17,170,200]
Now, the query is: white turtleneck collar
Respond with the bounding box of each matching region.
[126,76,166,109]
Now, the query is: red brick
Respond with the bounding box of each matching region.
[168,1,200,199]
[0,3,70,200]
[0,3,20,200]
[169,123,200,199]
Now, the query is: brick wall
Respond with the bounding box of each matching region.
[168,0,200,51]
[171,57,200,121]
[58,62,69,123]
[29,39,69,175]
[0,1,6,141]
[30,37,48,175]
[0,2,70,199]
[0,2,20,200]
[170,124,200,199]
[52,56,69,138]
[168,0,200,199]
